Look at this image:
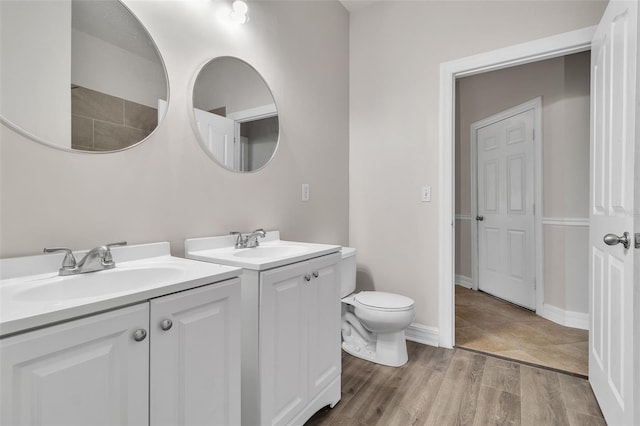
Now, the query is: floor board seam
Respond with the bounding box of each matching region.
[455,346,588,379]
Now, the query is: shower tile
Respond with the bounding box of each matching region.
[124,101,158,132]
[94,121,146,151]
[71,115,94,150]
[72,87,124,125]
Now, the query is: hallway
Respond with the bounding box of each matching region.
[455,286,589,377]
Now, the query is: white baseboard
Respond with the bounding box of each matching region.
[539,304,589,330]
[405,323,439,347]
[455,275,473,289]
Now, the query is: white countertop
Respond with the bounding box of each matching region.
[185,231,341,271]
[0,242,241,337]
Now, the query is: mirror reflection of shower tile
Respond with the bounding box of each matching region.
[124,101,158,133]
[94,121,146,151]
[72,86,124,125]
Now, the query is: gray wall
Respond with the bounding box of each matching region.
[0,1,349,258]
[455,52,591,315]
[349,1,606,328]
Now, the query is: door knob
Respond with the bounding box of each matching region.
[604,232,630,249]
[475,216,484,221]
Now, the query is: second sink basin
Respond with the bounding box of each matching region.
[185,232,340,271]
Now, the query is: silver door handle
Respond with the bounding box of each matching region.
[476,216,484,221]
[604,232,630,249]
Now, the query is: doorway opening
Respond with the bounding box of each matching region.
[453,52,590,377]
[438,26,596,375]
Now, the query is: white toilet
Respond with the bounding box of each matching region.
[340,247,415,367]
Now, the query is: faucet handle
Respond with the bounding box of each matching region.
[107,241,127,248]
[230,231,246,248]
[43,247,77,269]
[104,242,127,263]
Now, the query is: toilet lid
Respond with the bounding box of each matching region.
[355,291,414,311]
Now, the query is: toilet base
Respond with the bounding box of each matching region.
[342,326,409,367]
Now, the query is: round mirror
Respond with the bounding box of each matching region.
[0,0,168,152]
[192,57,279,172]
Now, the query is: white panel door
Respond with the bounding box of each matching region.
[0,304,149,426]
[476,108,536,309]
[194,107,236,167]
[150,279,241,426]
[307,254,341,400]
[589,1,637,425]
[260,262,309,426]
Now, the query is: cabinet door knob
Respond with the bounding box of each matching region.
[133,329,147,342]
[304,274,312,282]
[160,319,173,331]
[312,271,319,278]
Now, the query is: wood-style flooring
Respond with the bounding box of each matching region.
[455,285,589,377]
[305,341,605,426]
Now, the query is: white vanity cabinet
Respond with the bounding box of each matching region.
[150,279,241,426]
[1,279,241,426]
[259,254,341,426]
[185,232,343,426]
[0,303,150,426]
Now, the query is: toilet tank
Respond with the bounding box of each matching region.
[341,247,357,298]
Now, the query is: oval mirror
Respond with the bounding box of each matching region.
[192,57,279,172]
[0,0,168,152]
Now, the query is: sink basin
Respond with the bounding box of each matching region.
[13,266,186,302]
[0,242,243,337]
[233,245,307,259]
[185,232,341,271]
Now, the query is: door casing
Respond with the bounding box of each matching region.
[438,26,596,349]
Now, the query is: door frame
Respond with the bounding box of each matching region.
[470,97,543,312]
[438,26,595,348]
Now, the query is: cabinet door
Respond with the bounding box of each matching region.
[307,253,341,399]
[0,303,149,426]
[260,262,309,426]
[150,279,241,426]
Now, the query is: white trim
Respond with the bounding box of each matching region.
[226,104,277,123]
[439,26,596,349]
[542,217,590,227]
[405,323,439,347]
[455,275,473,289]
[539,303,589,330]
[469,98,542,306]
[455,214,473,221]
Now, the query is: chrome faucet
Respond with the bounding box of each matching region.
[230,229,266,249]
[230,231,248,249]
[44,242,127,276]
[247,229,266,248]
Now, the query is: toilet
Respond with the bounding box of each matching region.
[340,247,415,367]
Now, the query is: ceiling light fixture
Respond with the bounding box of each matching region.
[229,0,249,24]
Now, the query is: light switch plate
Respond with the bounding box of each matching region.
[302,184,310,201]
[421,185,431,202]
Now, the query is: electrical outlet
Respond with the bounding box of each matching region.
[421,185,431,202]
[302,184,310,201]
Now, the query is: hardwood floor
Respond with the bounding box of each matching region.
[455,285,589,377]
[305,341,605,426]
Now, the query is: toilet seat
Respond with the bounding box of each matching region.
[354,291,414,312]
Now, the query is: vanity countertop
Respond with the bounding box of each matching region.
[185,231,341,271]
[0,242,241,337]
